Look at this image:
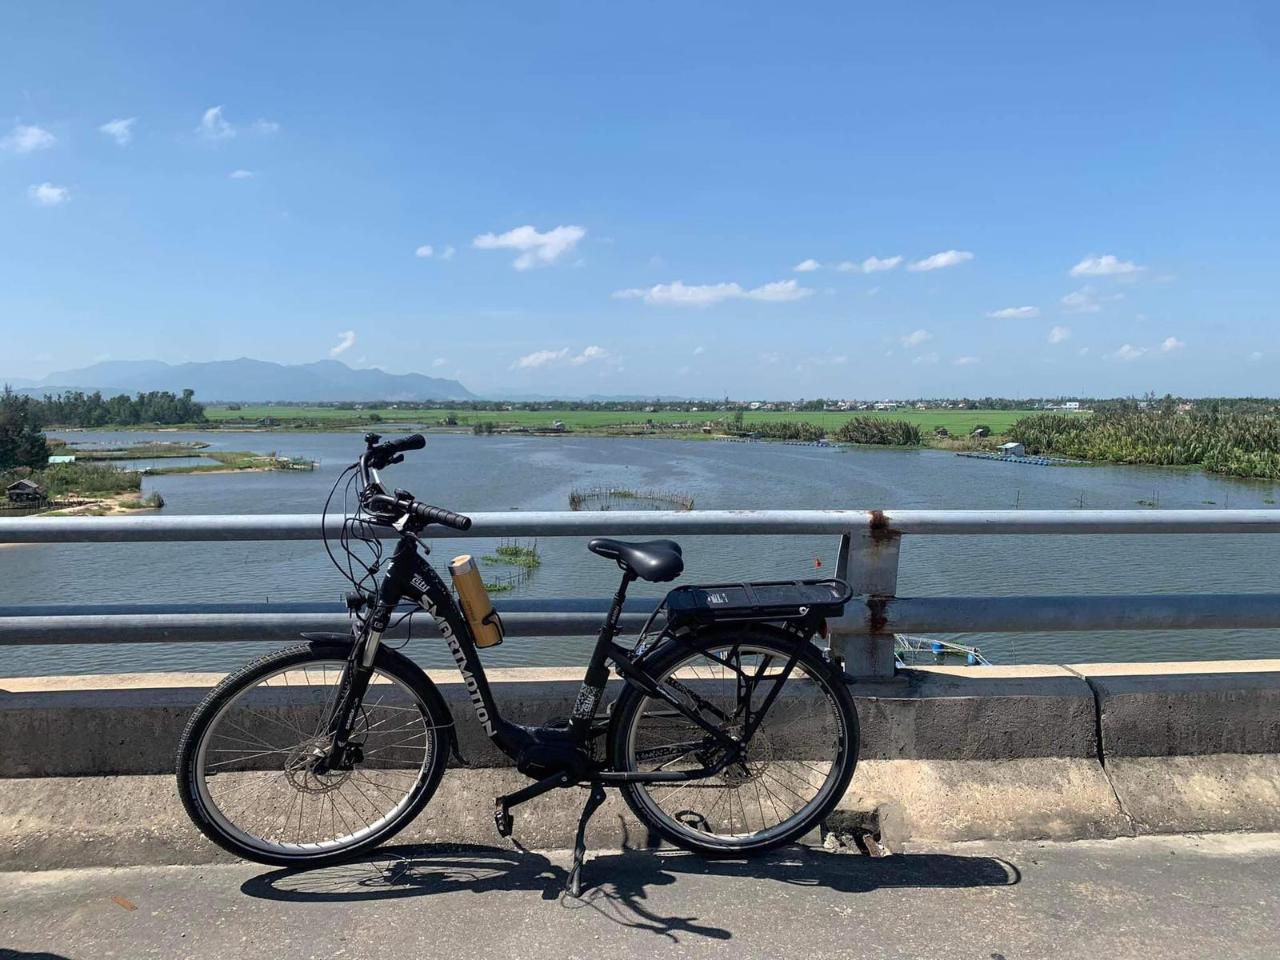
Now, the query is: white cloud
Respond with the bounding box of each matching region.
[748,279,813,301]
[569,345,610,366]
[693,345,705,355]
[1107,344,1147,362]
[907,250,973,272]
[432,358,448,367]
[862,255,903,273]
[760,352,781,365]
[612,278,813,306]
[1069,254,1143,277]
[440,245,456,261]
[512,348,569,369]
[509,345,615,370]
[99,118,136,146]
[953,356,980,366]
[1061,287,1122,314]
[1161,336,1185,352]
[835,255,902,273]
[415,245,434,258]
[329,330,357,357]
[252,119,280,135]
[473,224,586,270]
[901,329,933,348]
[676,365,691,375]
[196,106,235,140]
[228,169,255,180]
[793,258,821,273]
[1249,351,1263,362]
[1,124,56,153]
[614,283,731,305]
[1048,325,1072,344]
[988,305,1039,320]
[911,351,940,365]
[28,183,69,206]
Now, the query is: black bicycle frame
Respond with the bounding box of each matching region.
[329,531,798,785]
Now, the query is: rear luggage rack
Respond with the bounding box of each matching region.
[663,578,852,627]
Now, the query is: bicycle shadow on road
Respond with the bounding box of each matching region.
[567,846,1020,941]
[239,842,1019,943]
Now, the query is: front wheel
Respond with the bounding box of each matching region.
[176,641,450,866]
[609,625,859,857]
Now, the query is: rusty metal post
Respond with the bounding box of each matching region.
[826,512,900,680]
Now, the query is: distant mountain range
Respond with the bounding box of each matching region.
[5,358,476,403]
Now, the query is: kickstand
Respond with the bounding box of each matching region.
[565,781,607,898]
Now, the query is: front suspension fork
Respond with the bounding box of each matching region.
[321,611,388,770]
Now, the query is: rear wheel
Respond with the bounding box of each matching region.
[176,641,449,866]
[609,625,858,856]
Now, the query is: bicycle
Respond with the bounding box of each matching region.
[176,433,860,895]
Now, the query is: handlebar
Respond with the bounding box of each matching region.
[410,502,473,530]
[356,434,472,531]
[366,432,425,467]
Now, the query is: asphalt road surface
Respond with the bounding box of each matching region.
[2,833,1277,960]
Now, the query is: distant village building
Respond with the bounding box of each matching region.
[48,455,76,464]
[999,442,1026,457]
[6,478,47,503]
[971,426,991,438]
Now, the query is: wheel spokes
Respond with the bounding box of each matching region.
[628,643,844,844]
[195,660,436,854]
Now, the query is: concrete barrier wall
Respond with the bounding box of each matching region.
[0,663,1112,777]
[2,659,1278,868]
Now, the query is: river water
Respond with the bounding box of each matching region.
[3,430,1279,677]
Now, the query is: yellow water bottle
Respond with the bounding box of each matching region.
[448,555,504,648]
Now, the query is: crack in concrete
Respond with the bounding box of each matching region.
[1063,664,1137,836]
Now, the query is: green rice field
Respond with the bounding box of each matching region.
[204,405,1076,436]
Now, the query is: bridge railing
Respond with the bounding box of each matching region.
[4,509,1280,678]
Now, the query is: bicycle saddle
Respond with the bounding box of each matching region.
[587,538,684,582]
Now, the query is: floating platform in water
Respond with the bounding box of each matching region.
[957,452,1080,466]
[895,634,990,667]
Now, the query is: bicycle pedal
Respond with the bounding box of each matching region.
[494,804,514,838]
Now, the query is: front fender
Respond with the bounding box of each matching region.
[374,644,465,768]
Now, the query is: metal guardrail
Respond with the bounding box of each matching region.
[4,509,1280,678]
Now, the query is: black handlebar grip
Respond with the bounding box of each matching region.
[411,502,473,530]
[388,433,426,454]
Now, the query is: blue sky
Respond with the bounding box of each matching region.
[2,2,1278,399]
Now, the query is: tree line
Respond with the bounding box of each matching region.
[26,388,207,428]
[1,387,51,470]
[1010,409,1280,480]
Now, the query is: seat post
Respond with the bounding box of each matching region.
[568,569,635,741]
[604,567,635,637]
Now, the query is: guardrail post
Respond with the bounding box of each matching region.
[827,518,899,680]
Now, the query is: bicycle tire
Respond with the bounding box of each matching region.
[176,640,450,867]
[608,624,858,857]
